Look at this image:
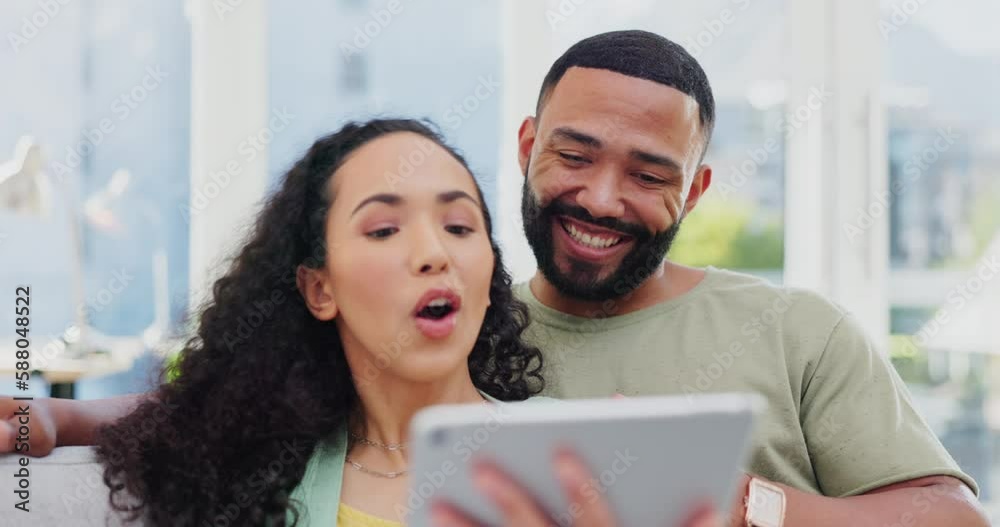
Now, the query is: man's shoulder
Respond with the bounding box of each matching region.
[700,269,863,375]
[700,267,846,327]
[513,268,848,340]
[513,280,532,301]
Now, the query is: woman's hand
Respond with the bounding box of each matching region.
[430,449,724,527]
[0,396,59,456]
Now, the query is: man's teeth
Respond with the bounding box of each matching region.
[565,222,621,249]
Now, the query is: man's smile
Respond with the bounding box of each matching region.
[553,215,635,262]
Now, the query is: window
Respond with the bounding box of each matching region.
[883,0,1000,509]
[0,2,190,399]
[340,52,369,94]
[267,0,503,213]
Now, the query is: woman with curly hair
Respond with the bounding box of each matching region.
[0,118,723,527]
[89,118,547,526]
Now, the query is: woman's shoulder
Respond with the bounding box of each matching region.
[288,430,348,526]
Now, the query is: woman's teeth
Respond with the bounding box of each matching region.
[418,298,454,319]
[563,221,622,249]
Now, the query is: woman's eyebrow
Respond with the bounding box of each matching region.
[438,190,481,209]
[351,190,480,217]
[351,193,402,217]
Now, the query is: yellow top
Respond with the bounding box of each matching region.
[336,503,403,527]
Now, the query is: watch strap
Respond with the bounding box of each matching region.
[744,477,786,527]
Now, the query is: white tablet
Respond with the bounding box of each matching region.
[404,392,764,527]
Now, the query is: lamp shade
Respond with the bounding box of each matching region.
[0,136,52,217]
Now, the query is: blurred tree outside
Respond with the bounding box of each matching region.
[890,334,935,385]
[962,185,1000,263]
[669,196,784,269]
[939,185,1000,269]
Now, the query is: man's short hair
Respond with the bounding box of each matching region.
[536,30,716,154]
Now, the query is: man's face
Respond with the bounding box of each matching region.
[519,67,711,302]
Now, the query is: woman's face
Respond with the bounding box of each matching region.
[300,132,495,388]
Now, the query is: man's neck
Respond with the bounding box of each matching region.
[528,261,707,318]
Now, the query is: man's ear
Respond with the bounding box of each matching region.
[683,164,713,216]
[517,116,537,177]
[296,265,338,321]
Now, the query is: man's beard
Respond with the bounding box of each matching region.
[521,174,682,303]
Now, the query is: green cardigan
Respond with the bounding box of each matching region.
[286,392,550,526]
[286,422,351,526]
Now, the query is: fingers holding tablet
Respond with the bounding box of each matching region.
[431,460,561,527]
[431,450,619,527]
[430,451,724,527]
[679,504,726,527]
[552,448,619,527]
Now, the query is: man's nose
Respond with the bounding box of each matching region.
[575,169,625,220]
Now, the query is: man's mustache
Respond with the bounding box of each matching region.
[542,200,651,240]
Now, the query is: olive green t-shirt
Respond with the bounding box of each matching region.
[515,266,977,497]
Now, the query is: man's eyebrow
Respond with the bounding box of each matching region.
[550,127,603,149]
[350,191,481,217]
[550,127,684,175]
[630,149,684,175]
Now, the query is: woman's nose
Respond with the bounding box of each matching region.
[418,258,447,274]
[411,225,450,275]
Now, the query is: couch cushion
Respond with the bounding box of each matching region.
[0,446,129,526]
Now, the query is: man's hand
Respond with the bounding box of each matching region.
[728,473,990,527]
[1,393,149,457]
[430,448,723,527]
[0,397,58,456]
[727,473,751,527]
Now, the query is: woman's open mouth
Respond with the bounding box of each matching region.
[413,288,461,339]
[416,298,456,319]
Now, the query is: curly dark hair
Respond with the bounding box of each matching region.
[94,118,545,526]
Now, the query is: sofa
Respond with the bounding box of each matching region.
[0,447,129,526]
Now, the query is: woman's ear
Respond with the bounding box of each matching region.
[296,264,338,320]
